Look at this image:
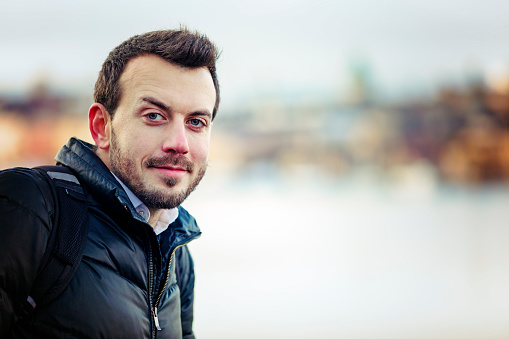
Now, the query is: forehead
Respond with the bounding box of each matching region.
[118,54,216,109]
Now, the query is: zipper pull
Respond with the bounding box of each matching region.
[153,307,162,331]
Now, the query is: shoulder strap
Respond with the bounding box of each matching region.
[18,165,89,318]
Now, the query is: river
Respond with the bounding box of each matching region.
[183,164,509,339]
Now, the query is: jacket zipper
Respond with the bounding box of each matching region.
[117,188,201,337]
[151,239,195,334]
[152,306,162,331]
[147,235,157,339]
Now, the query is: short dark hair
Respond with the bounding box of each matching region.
[94,27,220,119]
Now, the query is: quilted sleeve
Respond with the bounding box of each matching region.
[0,168,54,336]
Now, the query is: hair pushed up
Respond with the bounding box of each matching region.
[94,27,221,119]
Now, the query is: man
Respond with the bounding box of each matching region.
[0,27,220,338]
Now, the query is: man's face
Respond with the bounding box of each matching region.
[107,54,216,210]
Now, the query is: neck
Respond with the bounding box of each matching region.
[95,148,111,170]
[148,208,164,227]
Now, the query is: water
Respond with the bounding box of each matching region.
[182,166,509,339]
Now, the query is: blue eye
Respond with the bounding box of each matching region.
[147,113,163,121]
[189,119,204,127]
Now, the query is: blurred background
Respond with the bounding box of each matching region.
[2,0,509,338]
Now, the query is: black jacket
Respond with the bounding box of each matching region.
[0,137,201,338]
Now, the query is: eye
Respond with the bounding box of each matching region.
[146,112,164,121]
[188,118,205,127]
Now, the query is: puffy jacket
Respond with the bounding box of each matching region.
[0,137,201,338]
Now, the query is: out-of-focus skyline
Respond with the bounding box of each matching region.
[3,3,509,338]
[2,0,509,102]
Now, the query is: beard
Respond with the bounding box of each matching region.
[109,129,207,210]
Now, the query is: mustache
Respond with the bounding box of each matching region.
[145,155,194,172]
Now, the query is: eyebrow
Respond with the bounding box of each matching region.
[141,97,170,112]
[189,111,212,119]
[141,96,212,119]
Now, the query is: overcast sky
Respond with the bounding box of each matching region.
[1,0,509,102]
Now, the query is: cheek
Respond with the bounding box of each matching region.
[114,126,149,160]
[189,136,210,162]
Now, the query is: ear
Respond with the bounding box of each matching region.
[89,103,112,150]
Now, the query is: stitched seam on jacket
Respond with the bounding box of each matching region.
[0,197,50,231]
[82,256,148,293]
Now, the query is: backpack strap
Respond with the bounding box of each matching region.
[18,165,89,319]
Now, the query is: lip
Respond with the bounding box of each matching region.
[152,166,188,178]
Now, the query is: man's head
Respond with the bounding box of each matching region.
[89,28,219,213]
[94,27,220,120]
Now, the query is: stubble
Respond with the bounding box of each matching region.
[109,128,207,210]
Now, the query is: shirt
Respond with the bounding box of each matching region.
[111,173,179,235]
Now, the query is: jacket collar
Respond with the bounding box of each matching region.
[54,137,201,241]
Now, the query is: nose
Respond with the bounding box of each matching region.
[162,122,189,155]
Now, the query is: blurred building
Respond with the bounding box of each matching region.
[3,71,509,186]
[0,81,91,169]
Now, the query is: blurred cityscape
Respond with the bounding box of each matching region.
[2,65,509,187]
[3,65,509,339]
